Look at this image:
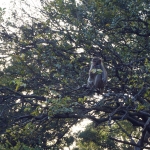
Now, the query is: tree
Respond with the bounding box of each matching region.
[0,0,150,149]
[75,121,135,150]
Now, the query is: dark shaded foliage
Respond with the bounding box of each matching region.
[0,0,150,149]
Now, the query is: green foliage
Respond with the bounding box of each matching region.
[76,121,134,150]
[0,0,150,149]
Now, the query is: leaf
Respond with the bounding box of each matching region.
[90,69,102,74]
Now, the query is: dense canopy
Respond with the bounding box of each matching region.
[0,0,150,149]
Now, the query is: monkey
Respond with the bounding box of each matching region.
[83,57,107,94]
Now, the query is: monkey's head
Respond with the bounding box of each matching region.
[92,57,102,66]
